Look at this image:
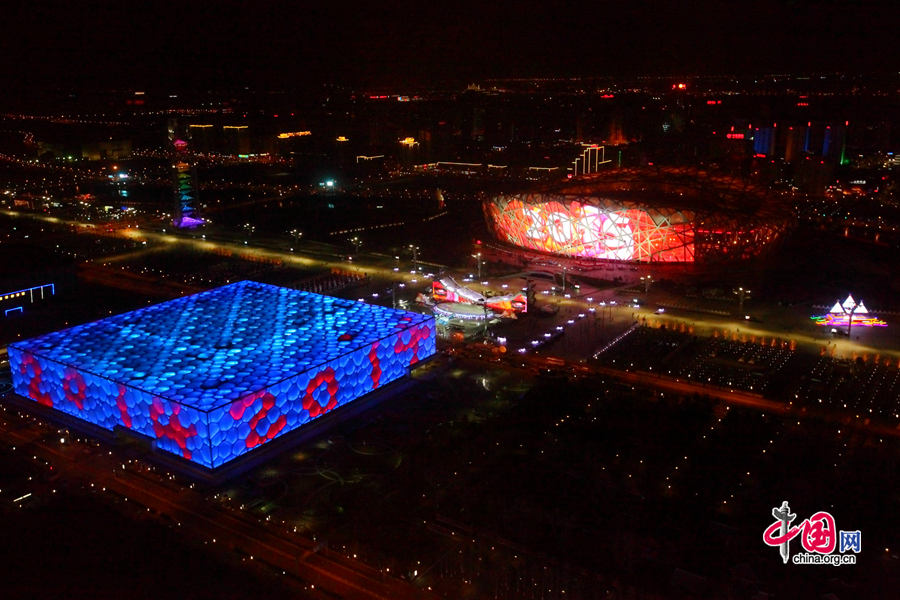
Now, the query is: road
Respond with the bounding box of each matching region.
[448,344,900,439]
[5,207,900,362]
[0,411,436,600]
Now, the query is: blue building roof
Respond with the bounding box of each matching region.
[11,281,431,411]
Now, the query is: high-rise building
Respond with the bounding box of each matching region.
[188,124,214,153]
[753,126,776,156]
[784,125,806,163]
[471,107,486,142]
[794,157,834,195]
[223,125,251,155]
[822,123,847,162]
[607,112,626,145]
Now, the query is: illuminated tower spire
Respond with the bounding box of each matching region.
[172,140,203,228]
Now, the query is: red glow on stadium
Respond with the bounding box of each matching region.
[483,169,787,264]
[486,197,694,262]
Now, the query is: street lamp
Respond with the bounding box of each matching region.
[350,236,362,254]
[734,287,751,314]
[641,275,653,293]
[408,244,419,270]
[242,222,255,244]
[472,252,482,280]
[846,298,859,339]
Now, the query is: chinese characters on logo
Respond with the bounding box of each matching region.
[763,501,860,565]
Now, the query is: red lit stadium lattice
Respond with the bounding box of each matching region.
[484,170,787,263]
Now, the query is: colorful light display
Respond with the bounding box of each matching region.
[432,278,527,315]
[812,313,887,328]
[484,294,528,314]
[9,282,436,468]
[277,130,312,139]
[173,161,203,228]
[433,303,488,320]
[485,195,695,262]
[484,194,782,263]
[811,295,887,328]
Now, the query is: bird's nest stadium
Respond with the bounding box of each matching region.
[484,168,790,263]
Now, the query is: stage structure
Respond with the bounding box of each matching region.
[432,277,527,316]
[811,295,887,328]
[9,282,436,469]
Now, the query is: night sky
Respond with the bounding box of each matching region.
[2,0,898,90]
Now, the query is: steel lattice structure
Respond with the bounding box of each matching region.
[485,193,784,263]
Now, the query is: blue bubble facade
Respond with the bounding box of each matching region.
[8,281,436,468]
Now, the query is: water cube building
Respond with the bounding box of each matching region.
[8,281,436,468]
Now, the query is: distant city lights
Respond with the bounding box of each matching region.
[277,130,312,139]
